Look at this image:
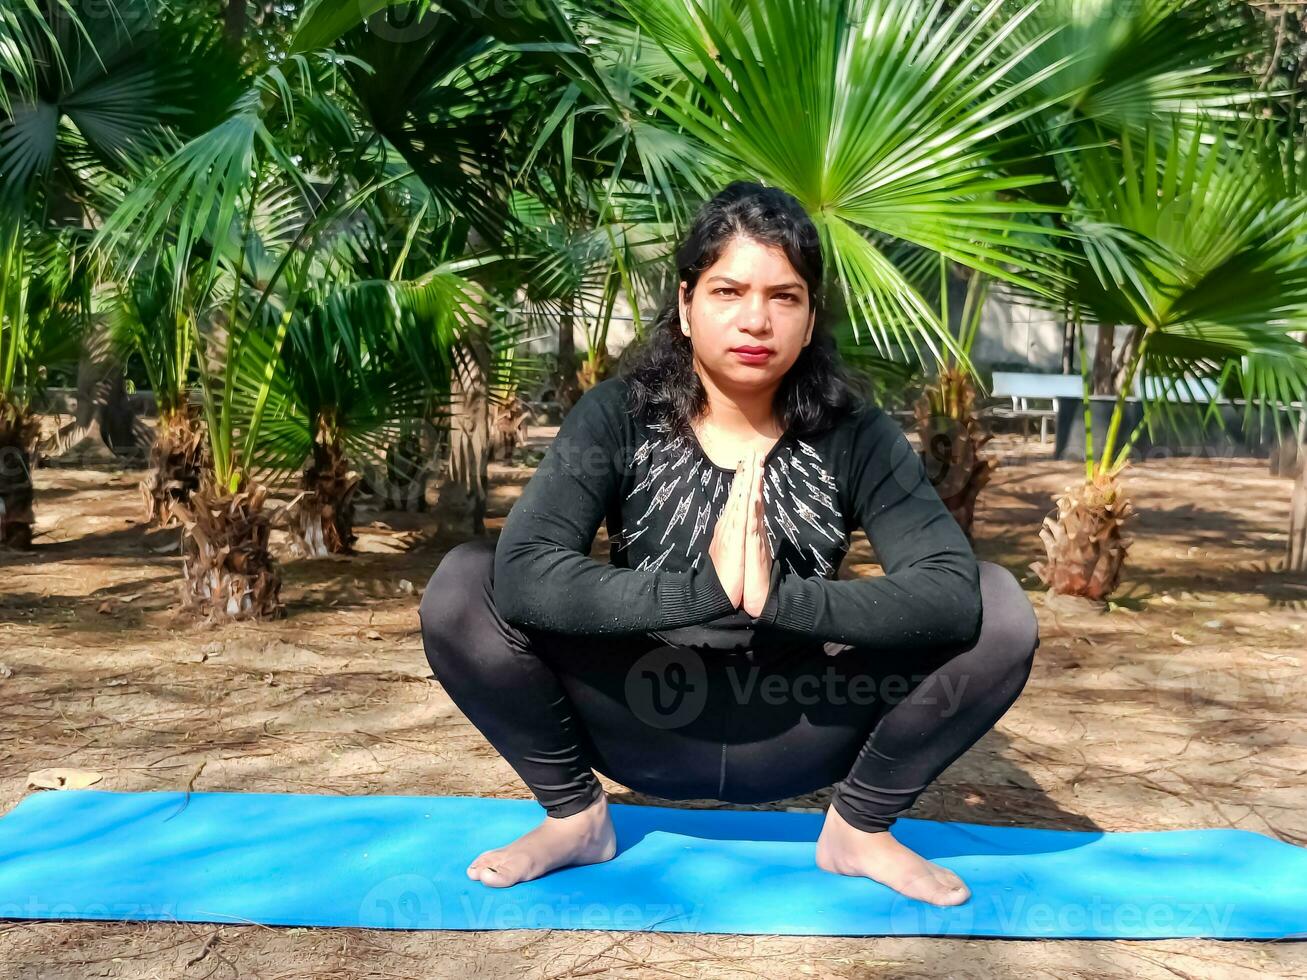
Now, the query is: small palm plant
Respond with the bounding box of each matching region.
[255,268,489,557]
[105,265,206,525]
[93,65,372,617]
[2,0,234,547]
[1028,118,1307,598]
[507,177,672,407]
[0,225,88,548]
[909,254,998,540]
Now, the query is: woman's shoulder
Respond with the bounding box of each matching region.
[816,397,908,470]
[588,374,632,406]
[563,375,631,418]
[555,377,637,451]
[816,394,890,440]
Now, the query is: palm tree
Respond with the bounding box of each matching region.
[2,0,242,542]
[0,224,87,547]
[984,0,1283,391]
[93,64,379,617]
[255,268,490,557]
[909,254,999,540]
[506,176,680,406]
[601,0,1090,359]
[291,3,568,533]
[105,264,207,525]
[287,0,1307,588]
[1025,117,1307,597]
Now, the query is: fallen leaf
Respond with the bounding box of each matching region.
[28,768,103,790]
[1171,630,1193,646]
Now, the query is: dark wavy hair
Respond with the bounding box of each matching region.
[617,180,871,441]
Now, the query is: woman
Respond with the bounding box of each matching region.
[419,181,1039,908]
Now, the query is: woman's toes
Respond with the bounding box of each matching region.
[916,869,969,906]
[477,865,515,888]
[466,850,502,881]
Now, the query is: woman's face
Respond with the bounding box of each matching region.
[678,234,816,394]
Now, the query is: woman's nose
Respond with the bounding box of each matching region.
[736,296,768,331]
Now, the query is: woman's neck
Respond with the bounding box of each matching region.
[694,368,783,439]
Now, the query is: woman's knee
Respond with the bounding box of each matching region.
[975,561,1040,679]
[418,537,496,646]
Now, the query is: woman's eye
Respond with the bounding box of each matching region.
[714,287,737,296]
[775,293,798,302]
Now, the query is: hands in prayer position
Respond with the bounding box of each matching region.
[707,448,775,618]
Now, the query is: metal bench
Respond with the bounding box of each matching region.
[989,372,1083,443]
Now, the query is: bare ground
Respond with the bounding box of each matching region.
[1,431,1306,979]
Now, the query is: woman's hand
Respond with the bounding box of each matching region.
[708,450,754,609]
[742,454,775,618]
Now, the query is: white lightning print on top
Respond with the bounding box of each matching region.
[613,429,848,579]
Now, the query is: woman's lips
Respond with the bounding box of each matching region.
[730,347,773,364]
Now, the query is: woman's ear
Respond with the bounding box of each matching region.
[803,307,815,346]
[679,281,691,336]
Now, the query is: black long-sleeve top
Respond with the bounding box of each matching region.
[492,375,982,652]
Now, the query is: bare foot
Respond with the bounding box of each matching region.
[466,791,617,888]
[815,804,970,907]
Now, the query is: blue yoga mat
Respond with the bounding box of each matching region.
[1,789,1304,938]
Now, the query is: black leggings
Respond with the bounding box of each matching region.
[418,538,1039,834]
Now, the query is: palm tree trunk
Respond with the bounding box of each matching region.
[381,416,435,512]
[292,422,359,557]
[1060,315,1075,374]
[1110,326,1144,395]
[1287,408,1307,573]
[1091,322,1117,395]
[556,294,581,411]
[489,394,531,462]
[141,406,205,526]
[577,344,612,394]
[224,0,246,49]
[175,479,282,620]
[432,335,490,537]
[913,367,996,540]
[1033,470,1136,600]
[0,401,38,550]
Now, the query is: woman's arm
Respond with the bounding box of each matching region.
[751,406,982,651]
[493,380,738,635]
